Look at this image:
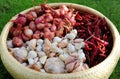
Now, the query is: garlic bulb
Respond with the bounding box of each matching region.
[13,48,27,60]
[44,57,65,73]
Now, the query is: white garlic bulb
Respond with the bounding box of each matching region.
[13,48,27,60]
[44,57,65,73]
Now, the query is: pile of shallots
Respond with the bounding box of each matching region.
[7,4,113,73]
[9,4,76,45]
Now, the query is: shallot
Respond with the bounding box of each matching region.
[12,37,23,47]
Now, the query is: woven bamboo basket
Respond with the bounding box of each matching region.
[0,3,120,79]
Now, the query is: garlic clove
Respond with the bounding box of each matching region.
[74,61,80,69]
[53,36,62,43]
[37,39,43,45]
[66,61,76,72]
[70,29,77,35]
[36,45,42,52]
[39,56,47,64]
[44,39,52,47]
[36,62,43,69]
[65,33,75,40]
[72,62,83,72]
[59,54,66,61]
[37,51,46,57]
[28,39,37,50]
[75,42,85,50]
[51,42,59,52]
[65,56,76,64]
[74,38,84,43]
[58,39,68,48]
[7,40,13,48]
[65,29,77,40]
[28,50,37,59]
[34,57,39,63]
[42,44,51,54]
[78,49,86,62]
[57,48,64,54]
[28,58,34,65]
[67,43,75,53]
[74,43,83,50]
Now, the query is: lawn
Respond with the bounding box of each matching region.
[0,0,120,79]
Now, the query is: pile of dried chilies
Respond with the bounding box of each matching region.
[74,12,113,67]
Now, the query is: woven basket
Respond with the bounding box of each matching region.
[0,3,120,79]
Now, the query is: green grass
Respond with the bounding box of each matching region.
[0,0,120,79]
